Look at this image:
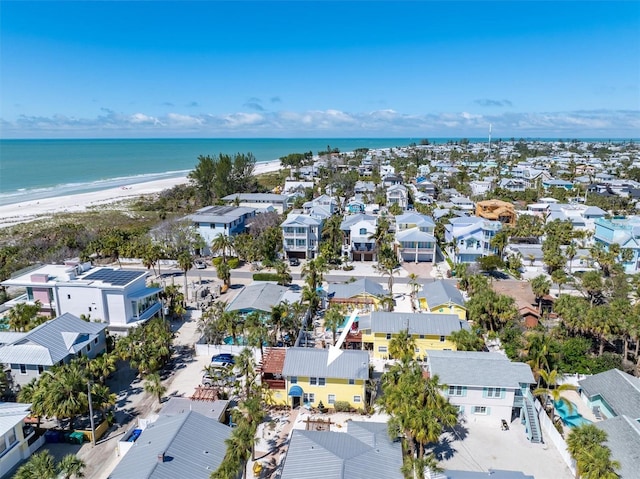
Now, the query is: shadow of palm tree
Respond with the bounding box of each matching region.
[431,435,457,461]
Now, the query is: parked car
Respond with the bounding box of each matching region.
[288,257,300,266]
[211,353,235,365]
[194,259,207,269]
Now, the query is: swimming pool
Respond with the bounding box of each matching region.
[223,336,248,345]
[555,400,592,428]
[326,316,360,331]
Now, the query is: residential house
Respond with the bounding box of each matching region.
[326,278,387,313]
[417,280,466,320]
[469,180,493,196]
[0,403,41,479]
[498,178,528,193]
[415,178,436,197]
[340,214,377,258]
[0,313,107,388]
[593,217,640,273]
[222,192,292,213]
[505,244,544,269]
[394,212,437,263]
[283,180,314,195]
[1,262,162,332]
[382,174,403,187]
[359,312,469,360]
[225,282,298,319]
[426,351,540,441]
[354,181,376,195]
[185,205,256,253]
[281,212,323,259]
[445,217,502,263]
[303,194,337,218]
[344,218,377,262]
[260,347,287,405]
[475,199,516,226]
[450,196,475,211]
[280,421,402,479]
[282,348,369,409]
[386,184,408,210]
[109,411,233,479]
[542,178,574,190]
[594,416,640,479]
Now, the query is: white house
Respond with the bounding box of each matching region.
[347,219,377,262]
[281,213,323,259]
[185,205,256,253]
[222,193,292,213]
[1,261,162,332]
[444,217,502,263]
[386,184,408,210]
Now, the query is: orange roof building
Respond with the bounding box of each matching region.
[475,199,517,226]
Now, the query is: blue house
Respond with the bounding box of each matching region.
[594,217,640,273]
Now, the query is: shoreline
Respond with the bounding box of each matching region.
[0,159,282,229]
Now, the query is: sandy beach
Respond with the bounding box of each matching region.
[0,159,282,229]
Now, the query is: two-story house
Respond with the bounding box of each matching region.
[345,218,377,262]
[1,262,162,332]
[394,213,437,263]
[386,184,408,210]
[445,217,503,264]
[282,348,369,409]
[426,350,539,441]
[0,313,107,387]
[593,217,640,273]
[417,280,466,320]
[303,194,337,218]
[359,312,469,360]
[281,213,323,260]
[222,193,292,213]
[185,205,256,254]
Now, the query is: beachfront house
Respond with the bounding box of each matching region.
[222,192,292,213]
[282,348,369,409]
[359,312,468,360]
[426,351,540,441]
[1,261,162,333]
[281,213,323,260]
[417,279,467,320]
[0,402,42,479]
[185,205,256,255]
[0,313,107,388]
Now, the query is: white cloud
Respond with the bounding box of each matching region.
[2,108,639,138]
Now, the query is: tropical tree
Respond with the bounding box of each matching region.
[323,304,345,346]
[490,230,510,260]
[407,273,421,311]
[216,261,231,288]
[7,301,42,332]
[567,424,620,479]
[530,275,552,311]
[273,260,292,286]
[219,310,243,345]
[177,250,193,304]
[87,353,117,385]
[533,369,577,422]
[244,311,268,358]
[211,233,234,264]
[13,451,57,479]
[449,328,484,351]
[374,256,399,296]
[90,382,117,422]
[388,329,417,363]
[144,372,166,405]
[551,269,569,296]
[301,257,327,291]
[57,454,86,479]
[321,214,344,264]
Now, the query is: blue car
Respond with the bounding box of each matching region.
[211,353,235,365]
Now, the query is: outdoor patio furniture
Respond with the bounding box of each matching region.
[501,419,510,431]
[592,406,602,419]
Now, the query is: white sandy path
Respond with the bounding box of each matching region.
[0,159,282,229]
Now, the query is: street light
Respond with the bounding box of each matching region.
[87,381,96,446]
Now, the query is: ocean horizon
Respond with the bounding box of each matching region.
[0,137,634,206]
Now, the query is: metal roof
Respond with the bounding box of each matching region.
[109,411,232,479]
[187,205,255,224]
[395,228,436,242]
[0,402,31,437]
[83,268,146,286]
[427,350,535,388]
[0,313,106,366]
[281,213,322,226]
[327,278,386,300]
[225,282,289,313]
[366,312,469,336]
[280,421,402,479]
[595,415,640,479]
[159,398,229,422]
[340,213,377,231]
[418,280,466,309]
[443,471,534,479]
[579,369,640,419]
[282,348,369,380]
[222,193,288,202]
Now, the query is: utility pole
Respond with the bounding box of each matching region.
[87,381,96,446]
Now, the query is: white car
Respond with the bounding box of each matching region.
[194,259,207,269]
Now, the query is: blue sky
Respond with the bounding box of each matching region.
[1,1,639,138]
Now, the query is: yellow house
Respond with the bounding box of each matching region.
[417,279,467,320]
[359,312,470,360]
[327,278,387,313]
[281,348,369,409]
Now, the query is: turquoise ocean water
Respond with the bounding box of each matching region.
[0,138,420,205]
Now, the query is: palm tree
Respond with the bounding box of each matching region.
[302,285,320,316]
[533,369,577,423]
[177,250,193,304]
[244,311,268,359]
[567,424,617,479]
[407,273,420,311]
[273,260,292,286]
[530,274,551,312]
[57,454,86,479]
[216,261,231,288]
[13,451,57,479]
[211,233,234,263]
[219,310,243,345]
[323,304,345,345]
[490,230,509,260]
[87,353,117,384]
[90,382,117,422]
[374,257,399,296]
[46,362,89,430]
[7,301,42,332]
[449,328,484,351]
[301,257,327,291]
[551,269,568,296]
[565,242,577,274]
[144,372,166,405]
[321,214,344,263]
[388,329,417,363]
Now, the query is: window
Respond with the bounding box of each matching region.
[419,335,425,339]
[348,379,355,385]
[473,406,487,415]
[353,395,362,403]
[19,364,26,375]
[378,346,388,353]
[303,393,315,403]
[87,343,91,352]
[88,307,92,312]
[67,294,71,300]
[290,376,298,384]
[0,437,6,455]
[328,394,336,404]
[37,365,44,374]
[318,377,326,386]
[439,335,445,342]
[6,428,16,447]
[194,222,200,228]
[486,387,501,398]
[310,377,325,386]
[448,386,465,397]
[94,338,98,344]
[386,333,392,340]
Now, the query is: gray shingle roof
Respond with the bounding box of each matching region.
[427,351,535,388]
[579,369,640,419]
[365,312,469,336]
[282,348,369,380]
[418,280,465,309]
[327,278,386,300]
[109,411,232,479]
[225,282,289,313]
[280,421,402,479]
[0,313,105,366]
[595,415,640,479]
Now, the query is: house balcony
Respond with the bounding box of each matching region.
[264,378,286,390]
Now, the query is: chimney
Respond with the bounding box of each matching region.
[157,452,165,463]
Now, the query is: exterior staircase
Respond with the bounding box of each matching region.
[523,389,543,443]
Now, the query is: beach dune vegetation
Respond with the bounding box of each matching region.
[188,152,258,205]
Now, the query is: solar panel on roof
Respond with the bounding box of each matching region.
[83,269,143,286]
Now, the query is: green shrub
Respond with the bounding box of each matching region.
[212,257,223,267]
[343,265,354,271]
[228,257,240,269]
[253,273,280,282]
[333,401,352,413]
